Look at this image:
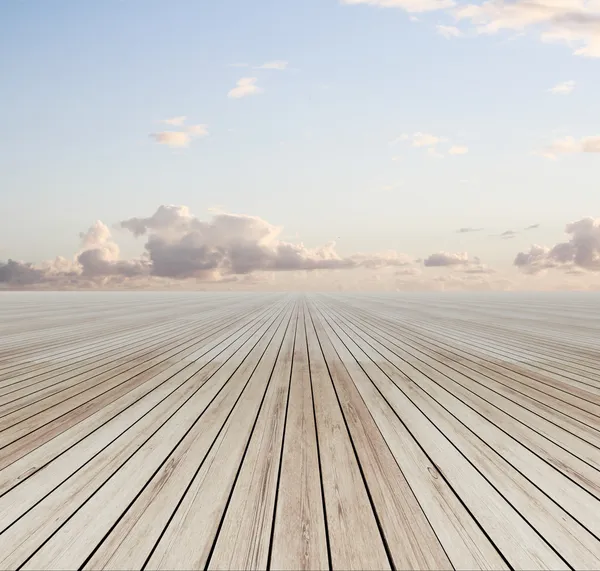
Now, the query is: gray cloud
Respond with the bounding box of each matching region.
[120,206,414,278]
[457,227,483,233]
[423,251,471,267]
[462,264,496,274]
[0,260,47,286]
[525,223,540,230]
[1,206,415,289]
[514,217,600,273]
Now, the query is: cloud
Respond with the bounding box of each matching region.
[0,206,418,289]
[454,0,600,58]
[583,137,600,152]
[549,80,575,94]
[228,77,262,99]
[462,264,496,274]
[500,230,518,239]
[392,132,467,157]
[76,221,147,278]
[150,120,209,148]
[537,135,600,159]
[423,251,471,266]
[514,217,600,273]
[0,221,148,288]
[340,0,456,14]
[457,227,483,233]
[162,116,187,126]
[150,131,192,148]
[412,132,444,147]
[256,60,288,70]
[525,223,540,230]
[437,24,462,37]
[187,124,209,137]
[396,266,422,276]
[119,206,415,278]
[0,260,47,287]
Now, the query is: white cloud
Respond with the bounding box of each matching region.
[454,0,600,58]
[392,132,469,158]
[186,124,209,137]
[162,116,187,126]
[228,77,262,99]
[436,24,462,38]
[537,135,600,159]
[256,60,288,70]
[549,80,575,94]
[413,132,444,147]
[150,121,209,148]
[341,0,456,14]
[150,131,193,148]
[583,137,600,152]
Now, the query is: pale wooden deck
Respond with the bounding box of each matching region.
[0,292,599,570]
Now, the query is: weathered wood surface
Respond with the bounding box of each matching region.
[1,291,599,570]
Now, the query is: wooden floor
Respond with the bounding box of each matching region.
[1,292,600,570]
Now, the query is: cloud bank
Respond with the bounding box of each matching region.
[0,206,415,288]
[3,208,598,291]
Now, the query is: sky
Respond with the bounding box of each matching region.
[0,0,599,291]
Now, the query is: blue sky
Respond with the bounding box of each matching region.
[0,0,598,289]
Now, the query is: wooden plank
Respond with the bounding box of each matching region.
[0,302,279,495]
[309,303,453,570]
[326,305,599,570]
[269,303,329,571]
[330,303,600,489]
[1,291,599,570]
[207,305,298,570]
[0,303,280,471]
[333,305,600,539]
[303,302,390,571]
[312,302,508,570]
[0,304,286,570]
[316,304,567,569]
[140,304,295,570]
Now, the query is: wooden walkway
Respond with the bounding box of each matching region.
[1,292,599,570]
